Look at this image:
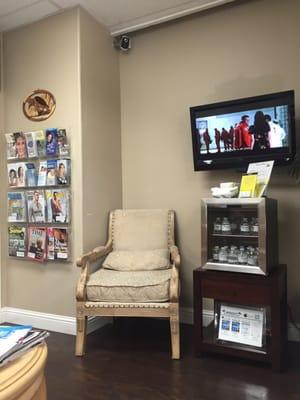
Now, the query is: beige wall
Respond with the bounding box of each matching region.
[120,0,300,316]
[1,8,122,317]
[80,9,122,252]
[2,9,83,316]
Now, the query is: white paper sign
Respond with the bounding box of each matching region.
[218,304,264,347]
[247,160,274,197]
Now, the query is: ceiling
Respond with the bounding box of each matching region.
[0,0,237,36]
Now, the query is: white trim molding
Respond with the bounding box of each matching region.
[1,306,299,342]
[0,307,111,335]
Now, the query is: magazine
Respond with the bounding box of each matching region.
[56,159,69,185]
[45,189,70,223]
[24,131,38,158]
[27,227,47,262]
[8,192,26,222]
[57,129,70,156]
[5,132,28,159]
[46,160,57,185]
[14,132,28,159]
[36,130,46,157]
[7,164,18,187]
[47,228,69,260]
[5,133,16,159]
[37,161,47,186]
[8,225,26,257]
[25,162,37,186]
[15,162,27,187]
[27,190,46,223]
[0,326,49,366]
[45,128,58,156]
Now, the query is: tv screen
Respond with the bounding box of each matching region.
[190,90,295,170]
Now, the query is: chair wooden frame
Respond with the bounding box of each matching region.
[75,210,180,359]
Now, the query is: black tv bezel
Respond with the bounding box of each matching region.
[190,90,296,171]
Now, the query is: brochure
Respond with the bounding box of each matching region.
[24,131,38,158]
[239,174,257,198]
[247,160,274,197]
[218,304,265,348]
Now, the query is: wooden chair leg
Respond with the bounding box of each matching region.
[170,303,180,359]
[75,316,87,356]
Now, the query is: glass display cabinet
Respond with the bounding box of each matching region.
[201,198,278,275]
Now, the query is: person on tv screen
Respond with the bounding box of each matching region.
[221,128,229,151]
[249,111,270,150]
[234,115,252,149]
[203,129,212,153]
[214,128,221,152]
[228,126,234,150]
[265,114,286,148]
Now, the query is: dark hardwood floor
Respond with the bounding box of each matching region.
[45,318,300,400]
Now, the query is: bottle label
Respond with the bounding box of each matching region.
[240,225,250,232]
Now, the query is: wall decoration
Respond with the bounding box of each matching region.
[23,89,56,121]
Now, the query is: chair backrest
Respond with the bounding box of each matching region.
[109,209,175,251]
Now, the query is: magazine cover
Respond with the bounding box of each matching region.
[45,128,58,156]
[37,161,47,186]
[25,163,36,186]
[13,132,28,159]
[8,225,26,258]
[5,133,16,159]
[27,227,46,262]
[57,129,70,156]
[47,228,69,260]
[56,159,69,185]
[7,164,18,187]
[46,160,57,185]
[8,192,26,222]
[45,189,69,223]
[36,130,46,157]
[15,163,27,187]
[24,132,38,158]
[47,228,55,260]
[27,190,46,223]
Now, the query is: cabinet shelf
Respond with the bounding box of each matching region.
[212,233,258,238]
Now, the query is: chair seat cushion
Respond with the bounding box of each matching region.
[102,249,170,271]
[86,269,172,303]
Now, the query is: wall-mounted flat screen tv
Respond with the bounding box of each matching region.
[190,90,296,170]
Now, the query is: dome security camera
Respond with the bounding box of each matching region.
[113,35,131,52]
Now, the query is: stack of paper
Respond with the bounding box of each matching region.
[0,325,49,366]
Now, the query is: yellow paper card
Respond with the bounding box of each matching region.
[239,174,257,198]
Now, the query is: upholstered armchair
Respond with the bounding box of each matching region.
[75,209,180,359]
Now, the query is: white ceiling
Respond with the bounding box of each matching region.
[0,0,237,36]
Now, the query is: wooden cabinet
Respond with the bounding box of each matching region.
[193,265,287,371]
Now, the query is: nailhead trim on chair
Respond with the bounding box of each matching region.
[85,302,170,309]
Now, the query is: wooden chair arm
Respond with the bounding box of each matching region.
[170,245,180,269]
[76,240,112,268]
[76,240,112,301]
[170,265,180,303]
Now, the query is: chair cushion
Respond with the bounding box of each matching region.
[86,269,172,303]
[112,209,171,251]
[102,249,170,271]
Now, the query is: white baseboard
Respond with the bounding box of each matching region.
[1,306,299,342]
[0,307,111,336]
